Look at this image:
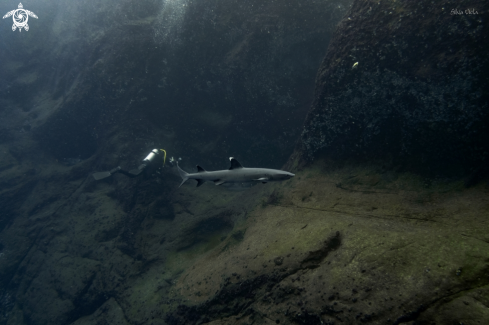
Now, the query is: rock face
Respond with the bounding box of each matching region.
[0,0,351,324]
[2,159,489,325]
[300,0,489,175]
[0,0,351,170]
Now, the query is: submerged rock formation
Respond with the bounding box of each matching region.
[299,0,489,175]
[0,0,351,324]
[0,0,351,171]
[163,165,489,325]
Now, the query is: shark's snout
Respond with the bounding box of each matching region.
[280,172,295,180]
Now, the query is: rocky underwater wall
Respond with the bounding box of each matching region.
[0,0,352,171]
[0,0,355,324]
[298,0,489,176]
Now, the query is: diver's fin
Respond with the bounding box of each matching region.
[177,162,189,187]
[214,180,226,185]
[196,179,205,187]
[229,157,243,170]
[92,166,121,180]
[196,165,206,172]
[92,171,112,180]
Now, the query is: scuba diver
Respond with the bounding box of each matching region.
[92,149,179,180]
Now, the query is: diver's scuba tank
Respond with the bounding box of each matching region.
[128,149,166,176]
[92,149,167,180]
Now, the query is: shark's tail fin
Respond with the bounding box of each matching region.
[176,162,189,187]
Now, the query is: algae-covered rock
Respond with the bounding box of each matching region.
[165,162,489,324]
[300,0,489,174]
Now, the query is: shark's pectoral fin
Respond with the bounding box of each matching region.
[196,179,205,187]
[253,177,269,184]
[214,180,226,185]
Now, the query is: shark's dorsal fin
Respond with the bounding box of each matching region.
[196,165,206,172]
[229,157,243,170]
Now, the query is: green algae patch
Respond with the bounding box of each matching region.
[168,159,489,323]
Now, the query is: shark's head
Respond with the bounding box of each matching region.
[270,170,295,181]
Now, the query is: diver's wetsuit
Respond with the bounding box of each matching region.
[118,168,140,178]
[92,149,166,180]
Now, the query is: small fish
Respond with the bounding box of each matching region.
[352,62,359,69]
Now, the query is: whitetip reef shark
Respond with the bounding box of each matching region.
[177,157,294,187]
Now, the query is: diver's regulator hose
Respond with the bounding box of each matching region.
[160,149,166,166]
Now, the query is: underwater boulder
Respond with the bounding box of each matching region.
[300,0,489,175]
